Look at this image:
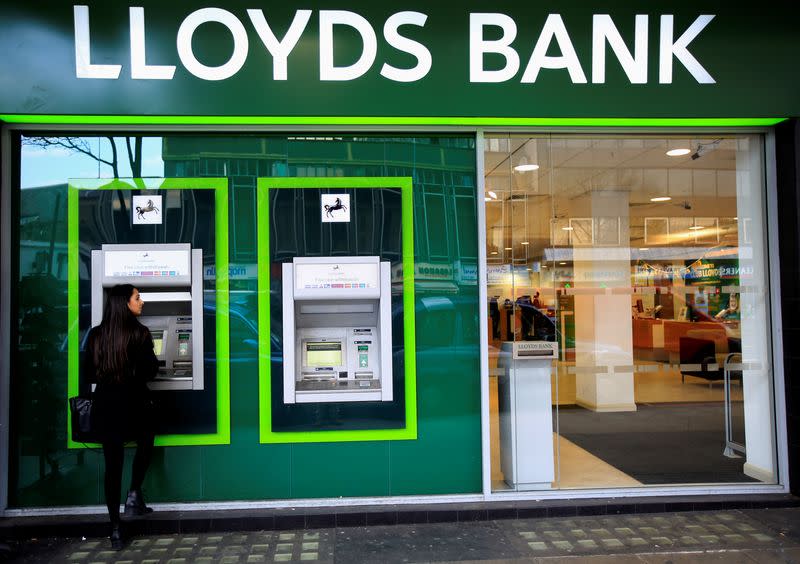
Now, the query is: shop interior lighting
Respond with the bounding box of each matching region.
[688,225,705,230]
[559,262,567,265]
[650,196,672,202]
[514,156,540,172]
[487,191,497,199]
[666,148,691,157]
[562,226,574,231]
[521,241,529,245]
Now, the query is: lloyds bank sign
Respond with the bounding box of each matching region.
[0,2,798,119]
[75,7,714,84]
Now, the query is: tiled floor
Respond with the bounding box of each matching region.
[5,508,800,563]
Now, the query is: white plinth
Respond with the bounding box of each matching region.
[497,341,555,490]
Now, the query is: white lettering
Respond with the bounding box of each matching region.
[521,14,587,83]
[177,8,249,81]
[74,5,122,79]
[130,7,176,80]
[469,13,519,83]
[247,9,312,81]
[380,12,432,82]
[592,14,647,84]
[319,10,377,81]
[659,15,715,84]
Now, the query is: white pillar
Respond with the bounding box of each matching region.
[574,191,636,412]
[736,136,775,482]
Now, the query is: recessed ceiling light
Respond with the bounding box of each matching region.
[688,226,705,230]
[521,241,530,245]
[666,148,691,157]
[650,196,672,202]
[514,164,540,172]
[562,226,574,231]
[559,262,567,265]
[504,247,512,250]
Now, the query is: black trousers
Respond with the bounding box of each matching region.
[102,434,154,523]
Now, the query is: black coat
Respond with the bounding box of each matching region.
[83,325,158,442]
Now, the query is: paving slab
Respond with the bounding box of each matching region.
[1,508,799,563]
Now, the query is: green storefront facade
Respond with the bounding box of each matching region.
[1,1,799,514]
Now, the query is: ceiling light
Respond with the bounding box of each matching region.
[650,196,672,202]
[562,226,574,231]
[521,241,529,245]
[666,148,691,157]
[490,251,498,255]
[484,197,491,202]
[734,217,738,221]
[688,226,705,230]
[542,265,548,268]
[559,262,567,265]
[487,190,497,199]
[526,268,532,271]
[504,247,512,250]
[639,247,650,251]
[514,163,540,172]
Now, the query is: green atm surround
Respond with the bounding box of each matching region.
[257,177,418,444]
[66,177,231,448]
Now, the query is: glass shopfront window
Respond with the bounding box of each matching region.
[485,134,776,491]
[10,134,479,508]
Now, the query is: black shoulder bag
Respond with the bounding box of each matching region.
[68,395,102,443]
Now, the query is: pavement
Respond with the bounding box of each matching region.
[2,506,800,563]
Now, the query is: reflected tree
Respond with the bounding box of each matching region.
[23,136,143,177]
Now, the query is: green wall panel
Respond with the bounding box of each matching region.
[290,443,391,498]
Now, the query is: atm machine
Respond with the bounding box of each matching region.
[282,256,393,403]
[91,243,204,391]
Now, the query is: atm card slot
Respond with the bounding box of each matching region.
[173,361,192,369]
[354,372,373,379]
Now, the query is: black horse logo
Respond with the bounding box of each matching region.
[323,197,347,218]
[135,199,160,220]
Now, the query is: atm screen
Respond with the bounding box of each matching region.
[306,341,342,367]
[151,330,164,356]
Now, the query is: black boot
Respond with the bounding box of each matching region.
[124,489,153,517]
[110,522,124,551]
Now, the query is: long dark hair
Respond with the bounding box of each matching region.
[93,284,149,383]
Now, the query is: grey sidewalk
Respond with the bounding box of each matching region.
[3,507,800,563]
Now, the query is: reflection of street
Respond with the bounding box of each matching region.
[17,273,69,491]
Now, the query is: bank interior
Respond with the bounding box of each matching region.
[484,134,774,491]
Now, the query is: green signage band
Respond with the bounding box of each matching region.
[2,3,799,118]
[257,177,418,444]
[67,178,231,448]
[1,115,786,127]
